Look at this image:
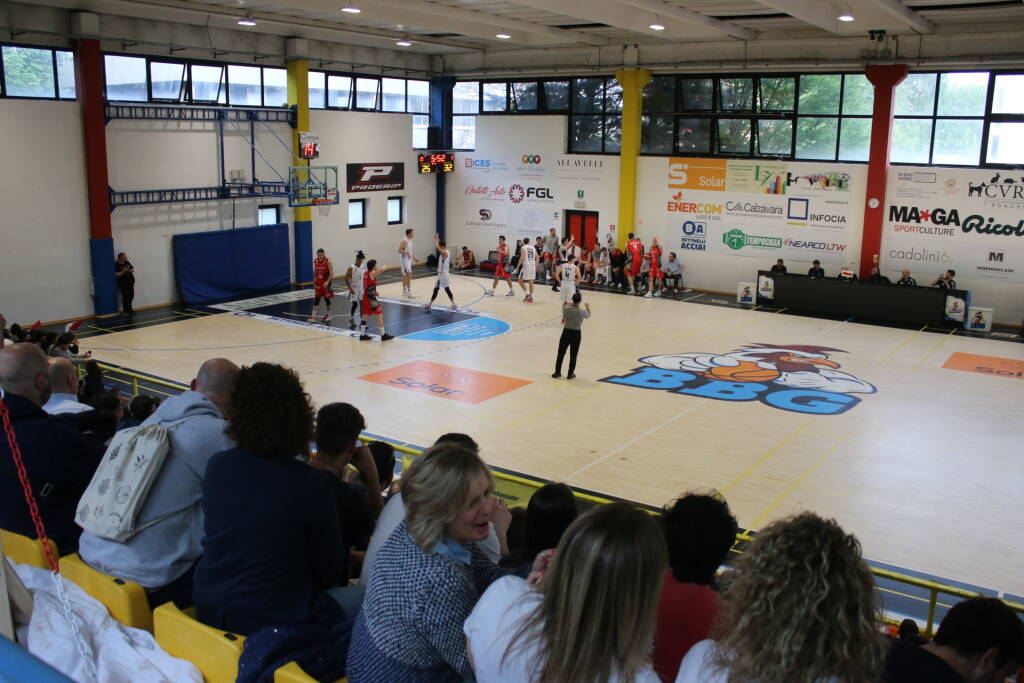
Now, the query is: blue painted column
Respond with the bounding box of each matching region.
[429,76,455,242]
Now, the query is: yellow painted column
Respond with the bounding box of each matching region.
[286,59,313,281]
[615,69,651,250]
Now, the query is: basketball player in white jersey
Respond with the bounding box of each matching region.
[344,250,367,330]
[398,228,416,298]
[517,237,538,303]
[555,254,581,303]
[424,234,458,311]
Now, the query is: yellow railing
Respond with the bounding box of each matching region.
[95,362,1024,635]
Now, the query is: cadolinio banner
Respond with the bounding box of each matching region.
[882,166,1024,283]
[661,158,864,265]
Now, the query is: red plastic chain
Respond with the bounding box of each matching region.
[0,395,59,573]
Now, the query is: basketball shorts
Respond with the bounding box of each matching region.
[630,257,642,276]
[401,256,413,275]
[521,265,536,281]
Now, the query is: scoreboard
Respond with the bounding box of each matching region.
[298,132,319,159]
[418,152,455,174]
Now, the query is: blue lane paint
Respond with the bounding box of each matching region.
[402,316,510,341]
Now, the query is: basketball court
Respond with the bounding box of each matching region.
[77,271,1024,601]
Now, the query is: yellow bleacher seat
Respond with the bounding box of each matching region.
[153,602,246,683]
[273,660,347,683]
[58,553,153,632]
[0,529,58,569]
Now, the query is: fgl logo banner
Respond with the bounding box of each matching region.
[346,163,405,192]
[600,344,876,415]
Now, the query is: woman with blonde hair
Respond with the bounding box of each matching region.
[346,443,511,682]
[676,512,885,683]
[465,502,667,683]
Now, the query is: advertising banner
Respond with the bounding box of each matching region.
[346,162,404,192]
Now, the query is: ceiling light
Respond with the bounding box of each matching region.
[837,13,854,21]
[648,23,665,30]
[395,39,413,46]
[341,7,361,14]
[237,18,256,26]
[496,32,511,39]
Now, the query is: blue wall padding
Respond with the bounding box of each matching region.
[172,223,290,304]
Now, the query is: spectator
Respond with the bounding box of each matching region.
[310,402,381,612]
[808,260,825,278]
[932,269,958,290]
[115,251,136,318]
[367,440,396,493]
[770,259,787,274]
[346,444,511,682]
[48,333,91,362]
[503,506,527,562]
[41,332,58,356]
[610,245,626,289]
[455,246,476,271]
[653,492,738,683]
[869,267,892,284]
[78,359,107,404]
[79,359,237,609]
[594,248,611,285]
[886,596,1024,683]
[897,618,929,645]
[0,313,11,348]
[8,322,28,343]
[664,252,685,292]
[78,390,123,443]
[116,394,160,432]
[896,269,917,287]
[500,482,578,577]
[465,502,667,682]
[193,362,346,635]
[676,512,885,683]
[0,344,105,553]
[837,265,859,282]
[359,433,507,585]
[42,358,92,415]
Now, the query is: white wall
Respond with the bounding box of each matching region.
[309,110,435,270]
[0,100,92,324]
[446,116,620,259]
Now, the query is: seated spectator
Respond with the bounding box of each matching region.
[347,443,511,682]
[0,344,105,553]
[193,362,346,635]
[455,246,476,271]
[808,259,825,278]
[837,264,859,281]
[676,512,885,683]
[116,394,160,432]
[896,269,917,287]
[465,502,666,682]
[62,389,122,444]
[886,596,1024,683]
[610,246,626,289]
[8,322,28,344]
[869,267,892,284]
[41,331,58,356]
[367,440,396,493]
[78,359,107,404]
[653,492,738,683]
[42,357,92,415]
[932,269,958,290]
[594,248,611,284]
[897,618,929,645]
[770,258,787,274]
[79,359,237,609]
[48,333,91,362]
[500,482,578,578]
[359,433,507,584]
[310,402,381,611]
[664,252,685,292]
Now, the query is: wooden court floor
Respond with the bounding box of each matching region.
[83,274,1024,597]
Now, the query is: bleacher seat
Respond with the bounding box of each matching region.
[1,529,58,569]
[58,553,153,632]
[273,660,347,683]
[153,602,245,683]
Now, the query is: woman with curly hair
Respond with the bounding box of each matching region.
[193,362,346,636]
[676,512,885,683]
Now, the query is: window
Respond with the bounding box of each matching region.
[355,77,378,109]
[151,61,185,100]
[190,64,225,103]
[228,64,262,105]
[381,78,405,112]
[104,54,147,101]
[544,81,569,110]
[570,77,624,153]
[348,199,366,228]
[2,46,56,98]
[308,71,325,109]
[387,197,404,225]
[893,71,991,166]
[482,82,507,112]
[327,75,352,108]
[407,79,429,113]
[55,51,75,99]
[511,81,538,111]
[453,81,479,150]
[453,115,476,150]
[412,114,430,149]
[262,68,287,107]
[258,204,281,226]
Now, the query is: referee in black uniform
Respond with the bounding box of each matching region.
[552,292,590,380]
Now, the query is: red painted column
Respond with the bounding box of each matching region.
[860,65,908,279]
[75,38,117,314]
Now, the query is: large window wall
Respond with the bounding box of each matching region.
[0,43,76,100]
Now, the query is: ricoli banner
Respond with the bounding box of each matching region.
[660,158,864,265]
[882,166,1024,283]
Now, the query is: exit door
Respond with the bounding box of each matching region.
[565,210,599,251]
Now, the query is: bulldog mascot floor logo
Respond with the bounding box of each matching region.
[600,344,876,415]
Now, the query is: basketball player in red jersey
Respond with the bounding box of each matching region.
[309,248,334,321]
[485,235,516,297]
[645,237,664,298]
[359,259,393,341]
[626,233,644,295]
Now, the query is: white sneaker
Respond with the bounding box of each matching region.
[485,290,494,296]
[449,305,459,312]
[505,290,516,296]
[644,291,653,298]
[407,292,416,299]
[683,288,693,292]
[307,316,318,321]
[629,289,635,295]
[654,291,661,297]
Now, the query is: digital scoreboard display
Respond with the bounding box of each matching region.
[418,152,455,174]
[298,132,320,160]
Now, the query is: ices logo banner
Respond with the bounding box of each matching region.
[600,344,876,415]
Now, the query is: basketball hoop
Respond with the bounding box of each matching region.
[313,198,332,217]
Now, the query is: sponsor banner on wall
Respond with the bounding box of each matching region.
[346,162,404,192]
[882,166,1024,283]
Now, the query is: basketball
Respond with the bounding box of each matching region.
[709,365,780,382]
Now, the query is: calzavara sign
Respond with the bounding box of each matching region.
[347,163,405,192]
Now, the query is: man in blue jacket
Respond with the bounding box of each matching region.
[79,358,238,609]
[0,344,104,554]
